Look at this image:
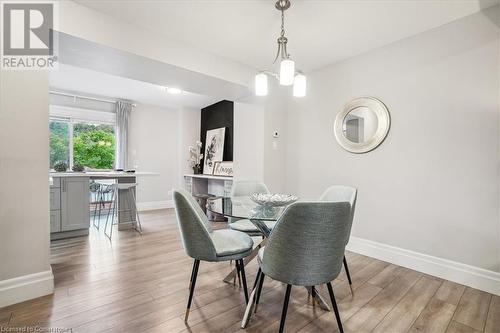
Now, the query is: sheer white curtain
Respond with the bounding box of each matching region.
[115,101,132,169]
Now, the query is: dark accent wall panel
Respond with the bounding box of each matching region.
[200,100,233,162]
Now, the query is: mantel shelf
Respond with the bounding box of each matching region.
[184,174,233,181]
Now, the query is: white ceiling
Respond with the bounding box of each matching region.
[50,63,219,109]
[75,0,499,72]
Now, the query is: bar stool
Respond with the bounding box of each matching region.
[104,183,142,239]
[92,180,115,230]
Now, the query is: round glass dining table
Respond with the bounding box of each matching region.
[206,196,331,328]
[206,196,287,236]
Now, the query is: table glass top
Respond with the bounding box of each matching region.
[206,196,288,221]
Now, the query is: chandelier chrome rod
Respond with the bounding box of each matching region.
[273,0,291,63]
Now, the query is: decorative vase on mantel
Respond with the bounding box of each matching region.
[188,141,204,175]
[193,164,202,175]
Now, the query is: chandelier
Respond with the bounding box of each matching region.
[255,0,306,97]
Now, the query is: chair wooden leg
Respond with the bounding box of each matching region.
[188,258,196,291]
[279,284,292,333]
[254,271,265,313]
[327,282,344,333]
[343,256,352,284]
[235,259,242,286]
[343,256,354,294]
[185,259,200,322]
[238,259,249,304]
[252,268,262,291]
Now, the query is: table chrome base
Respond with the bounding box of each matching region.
[223,238,266,284]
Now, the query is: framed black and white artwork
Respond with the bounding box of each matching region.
[203,127,226,174]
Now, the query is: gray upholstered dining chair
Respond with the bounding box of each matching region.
[253,201,352,333]
[229,180,275,235]
[320,185,357,291]
[173,189,254,321]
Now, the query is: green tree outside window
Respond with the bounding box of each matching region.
[49,121,69,168]
[49,121,115,170]
[73,123,115,169]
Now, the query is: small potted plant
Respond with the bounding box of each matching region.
[72,164,85,172]
[188,141,203,174]
[53,161,68,172]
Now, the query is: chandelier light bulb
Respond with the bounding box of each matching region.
[254,0,304,96]
[255,73,268,96]
[293,74,306,97]
[279,59,295,86]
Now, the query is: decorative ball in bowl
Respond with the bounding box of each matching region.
[251,193,298,207]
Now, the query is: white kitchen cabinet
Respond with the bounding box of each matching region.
[60,177,90,231]
[49,188,60,211]
[50,210,61,233]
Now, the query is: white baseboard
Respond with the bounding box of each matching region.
[0,269,54,308]
[347,236,500,296]
[137,200,173,212]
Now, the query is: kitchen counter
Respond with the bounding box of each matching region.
[49,171,158,240]
[50,171,158,178]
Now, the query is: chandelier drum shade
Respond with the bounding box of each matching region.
[255,0,306,97]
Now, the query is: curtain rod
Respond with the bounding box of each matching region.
[49,90,137,107]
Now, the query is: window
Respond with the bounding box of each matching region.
[73,122,115,169]
[49,108,116,170]
[49,121,70,168]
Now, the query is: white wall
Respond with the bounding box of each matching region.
[287,8,500,273]
[177,107,201,185]
[0,71,53,306]
[236,82,289,193]
[233,103,265,181]
[128,104,179,209]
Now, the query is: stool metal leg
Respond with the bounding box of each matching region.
[92,185,102,229]
[109,188,117,239]
[97,188,105,229]
[92,185,97,228]
[104,188,117,240]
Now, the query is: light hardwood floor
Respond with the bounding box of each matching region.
[0,209,498,332]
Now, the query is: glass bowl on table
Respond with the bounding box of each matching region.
[250,193,299,207]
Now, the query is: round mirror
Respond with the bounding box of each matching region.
[334,97,390,153]
[342,106,379,144]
